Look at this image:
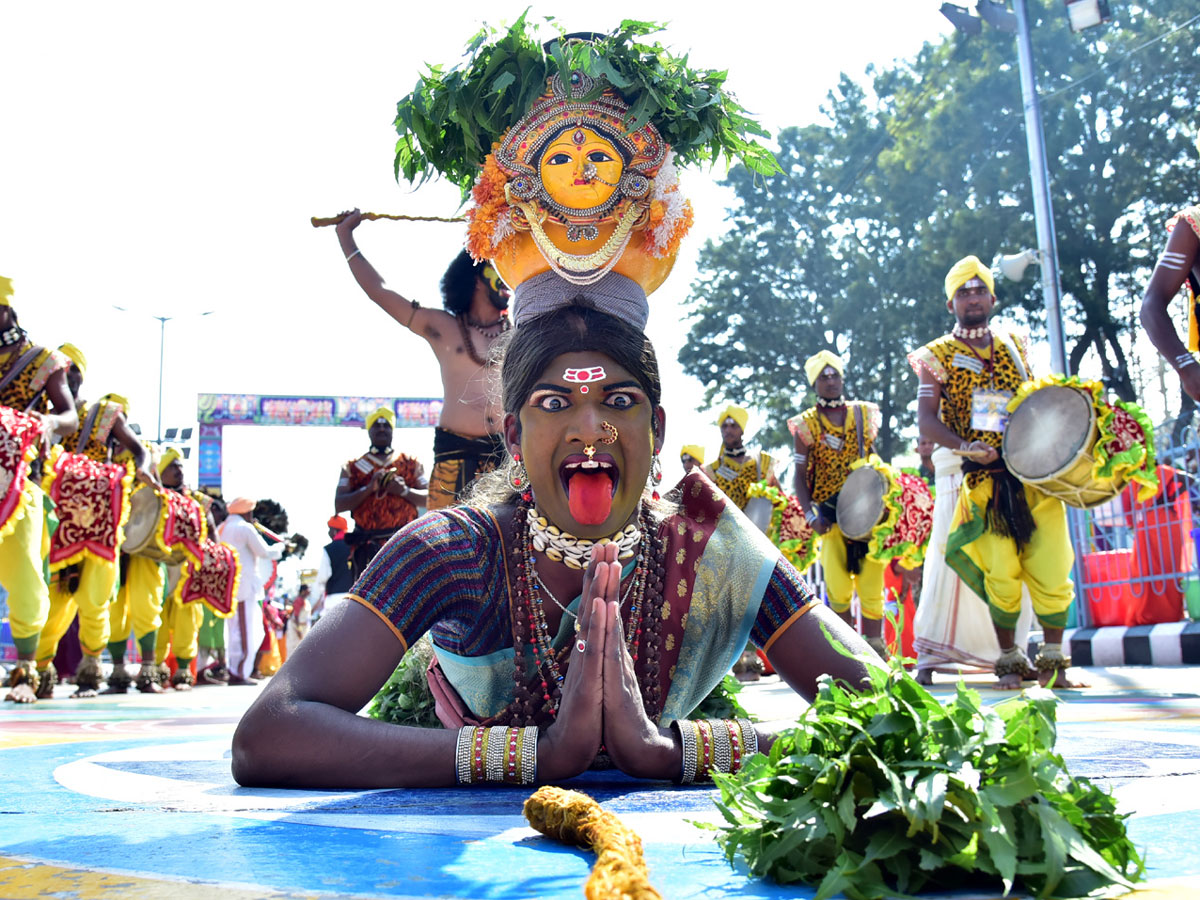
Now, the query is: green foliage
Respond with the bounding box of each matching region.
[367,637,442,729]
[393,14,781,197]
[681,0,1200,455]
[709,655,1143,899]
[690,673,753,721]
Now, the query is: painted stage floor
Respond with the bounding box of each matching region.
[2,668,1199,899]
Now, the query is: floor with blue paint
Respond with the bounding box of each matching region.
[2,669,1199,899]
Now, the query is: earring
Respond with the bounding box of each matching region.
[509,452,530,493]
[599,421,618,444]
[651,453,663,501]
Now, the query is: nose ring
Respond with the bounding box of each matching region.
[584,444,596,460]
[599,422,618,444]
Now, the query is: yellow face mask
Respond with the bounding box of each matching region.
[481,265,504,294]
[538,127,624,212]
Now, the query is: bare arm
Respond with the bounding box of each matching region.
[1141,224,1200,402]
[335,208,433,338]
[335,466,381,513]
[915,368,995,463]
[791,431,828,534]
[42,368,77,438]
[110,414,158,486]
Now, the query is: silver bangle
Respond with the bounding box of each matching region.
[519,726,538,785]
[736,717,758,760]
[455,726,474,784]
[675,719,698,784]
[805,508,819,524]
[345,248,362,263]
[708,719,733,774]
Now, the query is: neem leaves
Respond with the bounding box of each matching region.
[709,658,1144,899]
[393,14,782,198]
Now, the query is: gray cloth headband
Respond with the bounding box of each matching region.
[512,270,650,330]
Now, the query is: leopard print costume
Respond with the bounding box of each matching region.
[787,402,881,504]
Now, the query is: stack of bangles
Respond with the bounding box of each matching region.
[455,725,538,785]
[673,718,757,783]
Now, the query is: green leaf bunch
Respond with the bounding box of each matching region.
[366,636,442,728]
[393,13,781,198]
[710,657,1143,899]
[690,673,754,722]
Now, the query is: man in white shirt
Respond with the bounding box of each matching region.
[217,497,285,684]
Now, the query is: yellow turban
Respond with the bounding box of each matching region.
[944,255,995,302]
[714,405,748,431]
[59,343,87,375]
[100,392,130,416]
[157,445,182,476]
[680,444,705,465]
[0,276,12,307]
[804,350,844,386]
[366,406,395,429]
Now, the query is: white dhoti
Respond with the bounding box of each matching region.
[914,447,1033,674]
[227,595,263,681]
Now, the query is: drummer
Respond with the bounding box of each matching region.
[0,279,78,704]
[787,351,888,658]
[680,444,704,475]
[703,405,777,510]
[34,346,156,697]
[1140,201,1200,401]
[909,255,1080,690]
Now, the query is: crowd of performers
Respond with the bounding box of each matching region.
[0,278,317,702]
[8,22,1200,802]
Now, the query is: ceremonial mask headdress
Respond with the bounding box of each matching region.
[392,19,780,332]
[944,255,995,301]
[804,350,844,386]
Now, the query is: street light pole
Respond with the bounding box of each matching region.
[1013,0,1069,374]
[155,315,169,445]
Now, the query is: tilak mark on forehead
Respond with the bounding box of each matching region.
[563,366,607,394]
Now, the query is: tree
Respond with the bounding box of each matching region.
[681,0,1200,459]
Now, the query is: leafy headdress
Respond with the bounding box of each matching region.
[393,16,780,328]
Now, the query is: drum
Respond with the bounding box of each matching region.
[0,405,46,533]
[177,539,240,617]
[122,486,207,564]
[45,450,131,570]
[1001,382,1156,509]
[837,465,888,541]
[746,482,818,572]
[123,486,175,561]
[836,462,933,566]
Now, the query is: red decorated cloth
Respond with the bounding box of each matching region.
[179,539,241,617]
[46,451,130,568]
[162,490,206,566]
[0,406,45,533]
[880,471,934,560]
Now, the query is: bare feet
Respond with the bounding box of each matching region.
[993,673,1023,690]
[1038,667,1088,689]
[5,681,38,703]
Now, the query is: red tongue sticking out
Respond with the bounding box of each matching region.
[568,471,613,526]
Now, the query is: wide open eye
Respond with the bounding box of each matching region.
[587,150,614,163]
[546,152,572,165]
[531,392,570,412]
[604,392,636,410]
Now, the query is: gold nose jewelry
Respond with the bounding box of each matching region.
[584,444,596,460]
[599,422,618,444]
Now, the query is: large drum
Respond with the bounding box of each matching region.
[1002,381,1157,509]
[123,486,207,564]
[743,495,774,533]
[836,462,934,567]
[44,450,132,570]
[0,405,46,533]
[746,482,817,572]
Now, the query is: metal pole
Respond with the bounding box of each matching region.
[157,316,167,444]
[1013,0,1069,375]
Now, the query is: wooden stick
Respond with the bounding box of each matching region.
[310,211,466,228]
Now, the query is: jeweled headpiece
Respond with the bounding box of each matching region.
[393,20,780,330]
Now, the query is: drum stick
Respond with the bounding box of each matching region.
[951,448,995,461]
[310,212,466,228]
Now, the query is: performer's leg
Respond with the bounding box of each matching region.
[32,578,77,698]
[1019,488,1083,688]
[964,527,1029,689]
[57,561,117,697]
[820,526,855,626]
[1,487,50,703]
[104,574,135,693]
[169,602,203,691]
[854,555,889,657]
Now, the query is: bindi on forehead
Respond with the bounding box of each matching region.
[563,365,607,394]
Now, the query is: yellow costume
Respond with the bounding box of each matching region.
[787,401,886,619]
[36,395,134,669]
[0,334,69,661]
[908,324,1074,630]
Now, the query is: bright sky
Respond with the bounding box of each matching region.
[1,2,959,590]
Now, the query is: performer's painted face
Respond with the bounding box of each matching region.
[539,127,624,212]
[510,350,659,537]
[481,265,510,310]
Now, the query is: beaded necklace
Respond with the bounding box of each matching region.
[952,323,990,341]
[816,396,845,408]
[508,501,666,725]
[456,313,507,367]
